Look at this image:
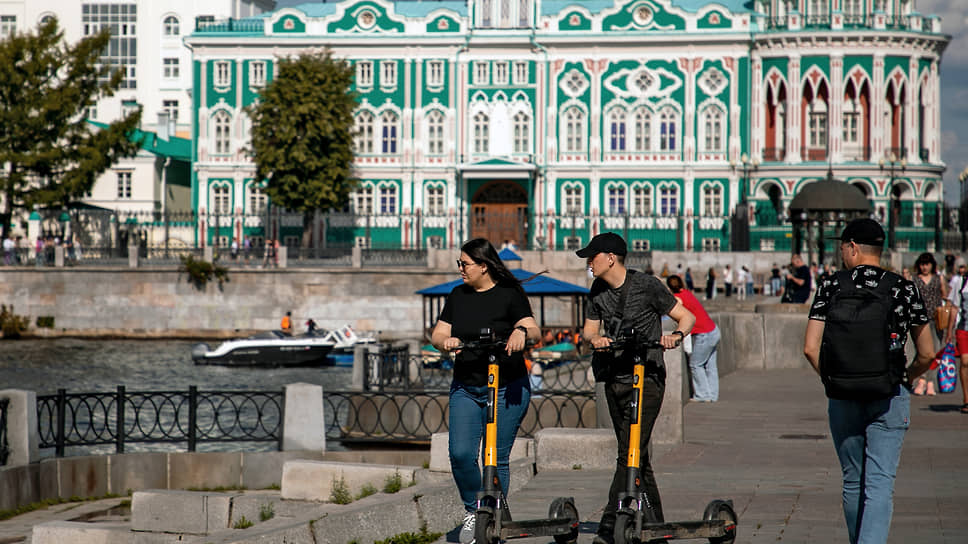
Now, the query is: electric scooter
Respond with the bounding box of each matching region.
[597,329,737,544]
[460,328,580,544]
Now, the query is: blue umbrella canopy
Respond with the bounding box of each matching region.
[416,268,588,296]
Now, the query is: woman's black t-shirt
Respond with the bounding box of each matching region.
[438,283,533,387]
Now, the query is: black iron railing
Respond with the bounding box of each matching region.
[1,398,9,466]
[36,387,283,456]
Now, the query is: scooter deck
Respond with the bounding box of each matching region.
[499,517,578,539]
[638,519,734,540]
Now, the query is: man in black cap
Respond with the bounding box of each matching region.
[576,232,695,544]
[803,218,934,544]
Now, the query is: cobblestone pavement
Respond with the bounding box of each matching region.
[439,368,968,544]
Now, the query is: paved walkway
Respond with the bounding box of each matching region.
[439,368,968,544]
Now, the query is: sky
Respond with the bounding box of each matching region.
[273,0,967,204]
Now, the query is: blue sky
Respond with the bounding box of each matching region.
[273,0,966,203]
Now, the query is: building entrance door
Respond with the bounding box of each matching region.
[470,181,529,246]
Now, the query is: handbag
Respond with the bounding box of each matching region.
[936,343,958,394]
[935,304,953,332]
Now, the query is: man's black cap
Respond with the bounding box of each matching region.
[575,232,627,258]
[832,218,885,247]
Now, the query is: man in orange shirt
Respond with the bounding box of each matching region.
[281,311,293,335]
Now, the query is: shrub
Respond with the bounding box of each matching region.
[383,471,403,494]
[356,484,377,500]
[330,476,352,504]
[0,305,29,338]
[233,515,253,529]
[259,502,274,522]
[179,255,229,290]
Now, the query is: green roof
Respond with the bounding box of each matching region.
[87,120,191,162]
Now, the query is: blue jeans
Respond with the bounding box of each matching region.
[449,376,531,512]
[828,386,910,544]
[689,326,721,401]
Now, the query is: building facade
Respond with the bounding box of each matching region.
[186,0,948,252]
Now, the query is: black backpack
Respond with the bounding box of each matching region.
[819,270,904,400]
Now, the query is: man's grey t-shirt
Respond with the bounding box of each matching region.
[586,270,677,371]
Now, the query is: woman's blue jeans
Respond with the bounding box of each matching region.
[449,376,531,512]
[688,326,721,401]
[828,386,910,544]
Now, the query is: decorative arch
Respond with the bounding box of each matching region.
[801,71,830,161]
[602,181,628,216]
[697,98,727,154]
[884,68,907,158]
[630,181,653,216]
[655,180,680,216]
[210,109,232,155]
[764,69,788,161]
[559,180,586,214]
[843,70,871,161]
[698,180,724,216]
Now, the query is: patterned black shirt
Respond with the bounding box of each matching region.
[809,265,930,345]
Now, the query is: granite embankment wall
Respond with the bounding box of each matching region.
[0,267,586,339]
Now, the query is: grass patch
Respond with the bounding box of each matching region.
[383,471,403,494]
[259,502,275,522]
[572,464,583,470]
[356,484,377,500]
[233,515,254,529]
[374,527,443,544]
[329,476,353,504]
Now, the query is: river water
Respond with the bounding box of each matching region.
[0,338,353,395]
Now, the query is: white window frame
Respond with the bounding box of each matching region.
[632,239,650,251]
[210,184,231,215]
[249,61,266,87]
[163,15,180,36]
[380,111,399,154]
[562,184,584,214]
[427,60,444,87]
[701,106,725,152]
[659,107,678,151]
[163,58,179,79]
[213,111,231,155]
[116,171,132,199]
[356,111,375,154]
[605,184,627,216]
[426,110,445,155]
[473,112,489,154]
[494,62,509,85]
[474,62,489,85]
[608,108,627,152]
[633,107,651,152]
[248,184,266,215]
[356,61,373,87]
[701,183,723,217]
[513,111,530,154]
[425,185,445,215]
[378,183,398,215]
[354,185,374,215]
[632,185,652,216]
[808,100,828,149]
[0,15,16,37]
[658,185,679,216]
[380,61,397,88]
[162,100,178,122]
[703,238,721,252]
[513,61,528,85]
[562,107,586,153]
[214,61,231,88]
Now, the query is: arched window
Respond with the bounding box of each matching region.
[632,185,652,216]
[378,184,398,214]
[563,184,583,214]
[248,184,266,215]
[425,185,445,215]
[356,111,374,154]
[563,107,585,152]
[426,111,444,155]
[513,111,530,153]
[473,112,489,153]
[163,15,180,36]
[702,106,725,152]
[659,185,678,216]
[210,185,231,215]
[702,184,723,217]
[605,184,627,216]
[381,111,398,154]
[213,111,231,154]
[659,108,677,151]
[808,100,828,149]
[633,107,651,152]
[353,185,374,214]
[608,108,627,152]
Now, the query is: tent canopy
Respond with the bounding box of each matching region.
[416,268,588,296]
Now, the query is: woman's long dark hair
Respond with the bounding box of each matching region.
[461,238,524,295]
[914,252,936,275]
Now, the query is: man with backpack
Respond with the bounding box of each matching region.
[803,218,935,544]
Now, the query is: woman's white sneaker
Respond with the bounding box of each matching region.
[459,512,476,544]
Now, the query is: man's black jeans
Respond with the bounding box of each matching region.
[599,370,666,534]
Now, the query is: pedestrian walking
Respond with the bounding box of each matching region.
[803,218,934,544]
[575,232,695,544]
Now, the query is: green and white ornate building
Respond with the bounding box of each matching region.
[186,0,949,252]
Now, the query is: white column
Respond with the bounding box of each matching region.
[283,383,325,452]
[829,55,844,162]
[786,55,801,162]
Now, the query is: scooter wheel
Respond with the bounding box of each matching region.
[702,500,737,544]
[549,497,579,544]
[614,512,641,544]
[475,510,495,544]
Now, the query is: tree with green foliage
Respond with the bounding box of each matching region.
[247,51,358,247]
[0,18,142,239]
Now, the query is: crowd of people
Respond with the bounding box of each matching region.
[2,233,82,266]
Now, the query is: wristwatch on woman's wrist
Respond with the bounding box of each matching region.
[671,330,685,339]
[514,325,528,336]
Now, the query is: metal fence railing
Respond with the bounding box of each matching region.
[36,387,283,456]
[0,398,9,466]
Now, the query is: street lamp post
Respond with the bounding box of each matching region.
[729,152,759,251]
[879,152,906,250]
